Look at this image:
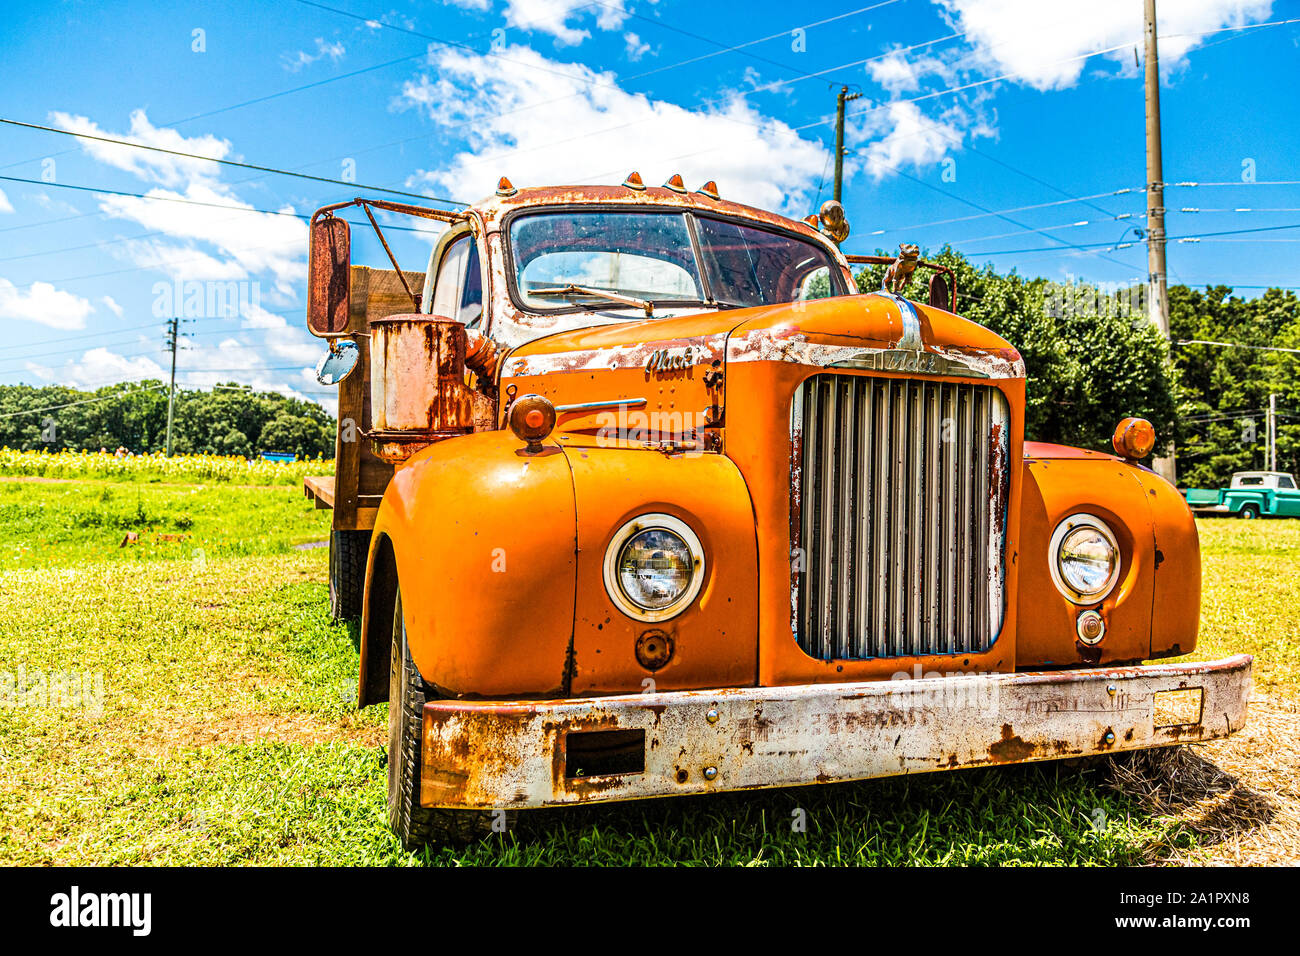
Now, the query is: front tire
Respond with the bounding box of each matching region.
[386,589,512,849]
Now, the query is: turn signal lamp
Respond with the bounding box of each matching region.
[1112,417,1156,460]
[508,394,556,452]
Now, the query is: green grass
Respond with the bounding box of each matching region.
[0,489,1290,865]
[1194,518,1300,694]
[0,478,329,568]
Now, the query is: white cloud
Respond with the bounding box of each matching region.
[237,303,322,364]
[283,37,346,72]
[937,0,1274,91]
[504,0,628,46]
[0,278,95,331]
[442,0,491,9]
[95,179,304,294]
[101,295,124,317]
[0,187,13,214]
[400,44,828,216]
[624,32,651,61]
[28,347,166,388]
[49,109,230,188]
[50,112,305,294]
[854,101,965,180]
[867,50,955,95]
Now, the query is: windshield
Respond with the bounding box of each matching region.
[508,209,842,314]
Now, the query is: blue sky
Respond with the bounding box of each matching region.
[1,0,1297,407]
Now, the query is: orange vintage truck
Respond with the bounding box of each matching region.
[301,174,1250,847]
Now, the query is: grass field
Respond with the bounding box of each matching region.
[0,475,1295,866]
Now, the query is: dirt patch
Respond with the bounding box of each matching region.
[130,712,385,753]
[1105,691,1300,865]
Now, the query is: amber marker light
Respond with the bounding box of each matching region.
[623,170,646,191]
[697,180,719,200]
[508,394,557,453]
[664,173,687,193]
[495,176,517,197]
[1112,417,1156,460]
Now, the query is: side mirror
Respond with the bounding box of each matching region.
[307,216,351,336]
[315,339,360,385]
[928,273,951,312]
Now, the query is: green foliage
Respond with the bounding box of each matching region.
[853,248,1180,453]
[0,381,335,459]
[1169,286,1300,487]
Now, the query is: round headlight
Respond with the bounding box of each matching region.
[1049,515,1120,604]
[603,514,705,622]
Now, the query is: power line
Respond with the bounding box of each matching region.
[867,188,1144,235]
[588,0,903,91]
[0,118,467,207]
[960,220,1300,256]
[1170,180,1300,188]
[0,175,445,235]
[0,320,167,353]
[0,383,169,420]
[628,2,917,85]
[1175,339,1300,355]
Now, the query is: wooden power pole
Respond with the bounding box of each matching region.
[833,86,862,204]
[164,315,179,457]
[1144,0,1177,483]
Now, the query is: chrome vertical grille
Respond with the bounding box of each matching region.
[792,373,1010,661]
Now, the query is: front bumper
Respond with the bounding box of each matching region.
[421,655,1252,809]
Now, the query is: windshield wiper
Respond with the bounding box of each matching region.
[530,284,655,317]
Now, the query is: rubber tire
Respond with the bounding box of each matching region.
[1238,504,1260,520]
[386,590,513,849]
[328,529,370,621]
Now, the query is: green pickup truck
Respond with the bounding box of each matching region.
[1184,471,1300,518]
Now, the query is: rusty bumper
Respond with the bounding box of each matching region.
[421,654,1251,809]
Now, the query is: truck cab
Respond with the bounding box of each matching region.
[1228,471,1300,518]
[301,175,1251,848]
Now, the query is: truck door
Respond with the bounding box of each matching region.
[1276,475,1300,516]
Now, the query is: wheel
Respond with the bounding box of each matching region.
[328,529,370,620]
[1238,504,1260,520]
[387,589,513,849]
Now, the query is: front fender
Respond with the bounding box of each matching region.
[1016,448,1198,667]
[361,431,578,699]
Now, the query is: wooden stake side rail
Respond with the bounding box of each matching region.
[303,266,424,532]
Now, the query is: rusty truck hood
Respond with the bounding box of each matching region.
[503,292,1024,380]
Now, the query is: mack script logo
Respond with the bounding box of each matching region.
[645,346,699,373]
[49,886,151,936]
[830,349,989,378]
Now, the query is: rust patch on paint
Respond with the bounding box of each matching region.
[988,723,1035,763]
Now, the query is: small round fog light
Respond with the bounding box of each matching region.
[1077,609,1105,645]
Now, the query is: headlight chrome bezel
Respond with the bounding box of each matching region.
[603,513,705,623]
[1049,513,1122,605]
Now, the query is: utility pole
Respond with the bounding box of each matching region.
[833,86,863,204]
[1144,0,1177,483]
[1268,392,1277,471]
[164,316,179,457]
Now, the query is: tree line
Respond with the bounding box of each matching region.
[0,381,335,460]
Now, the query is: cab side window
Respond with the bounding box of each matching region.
[1280,476,1296,489]
[428,234,484,328]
